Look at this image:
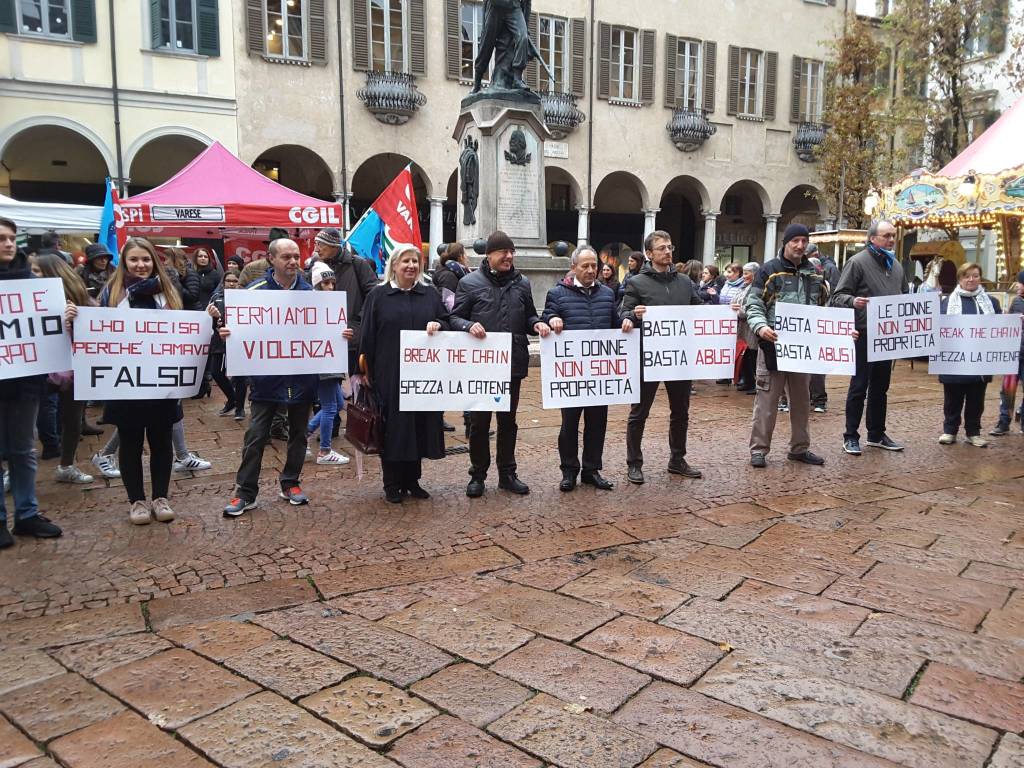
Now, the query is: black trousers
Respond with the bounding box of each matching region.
[58,390,85,467]
[469,377,522,479]
[738,348,757,389]
[810,374,828,408]
[233,377,249,413]
[235,400,311,501]
[119,421,173,503]
[558,405,608,477]
[382,460,422,493]
[943,381,988,437]
[844,335,893,441]
[208,352,234,404]
[626,380,691,467]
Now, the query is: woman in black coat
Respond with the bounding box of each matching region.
[359,244,451,503]
[192,247,222,310]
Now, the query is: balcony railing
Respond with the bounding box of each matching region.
[540,91,586,139]
[794,121,827,162]
[356,72,427,125]
[666,107,716,152]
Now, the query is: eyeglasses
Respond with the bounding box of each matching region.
[652,244,676,253]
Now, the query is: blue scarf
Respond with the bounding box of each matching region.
[868,242,895,272]
[447,260,467,279]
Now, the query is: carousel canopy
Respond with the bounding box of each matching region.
[940,97,1024,177]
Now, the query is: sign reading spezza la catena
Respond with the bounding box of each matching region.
[868,294,939,362]
[774,303,856,376]
[540,329,640,409]
[399,331,512,412]
[0,278,71,381]
[641,305,737,381]
[929,314,1022,376]
[72,307,212,399]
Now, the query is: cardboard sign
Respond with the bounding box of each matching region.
[0,278,72,381]
[72,307,212,399]
[399,331,512,412]
[774,304,857,375]
[868,294,939,361]
[641,305,738,381]
[928,314,1022,376]
[540,329,640,409]
[224,290,348,376]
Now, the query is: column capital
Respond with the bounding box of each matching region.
[575,204,592,213]
[764,212,782,222]
[427,196,448,205]
[643,207,661,215]
[702,209,720,220]
[333,191,353,203]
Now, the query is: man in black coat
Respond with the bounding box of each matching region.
[543,246,634,492]
[620,230,703,484]
[450,231,550,497]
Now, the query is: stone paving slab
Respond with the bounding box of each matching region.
[49,710,214,768]
[468,583,618,642]
[409,663,531,728]
[300,676,437,746]
[0,672,124,742]
[391,714,541,768]
[909,662,1024,732]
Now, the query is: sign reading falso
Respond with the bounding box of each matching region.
[641,305,738,381]
[71,307,212,399]
[868,294,939,362]
[774,304,857,376]
[224,290,349,376]
[928,314,1022,376]
[399,331,512,412]
[0,278,72,381]
[540,329,640,409]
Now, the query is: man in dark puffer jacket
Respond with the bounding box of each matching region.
[542,245,635,492]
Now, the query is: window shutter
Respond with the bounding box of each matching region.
[570,17,585,97]
[990,2,1007,53]
[790,55,803,123]
[639,28,656,105]
[0,0,15,34]
[196,0,220,57]
[445,0,459,79]
[149,0,162,47]
[308,0,326,63]
[727,45,740,115]
[525,11,539,91]
[764,50,778,120]
[70,0,97,43]
[820,62,827,122]
[702,40,716,113]
[597,21,610,100]
[352,0,369,70]
[246,0,264,55]
[663,33,678,108]
[408,0,425,74]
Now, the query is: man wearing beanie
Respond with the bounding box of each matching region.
[313,227,377,373]
[831,219,908,455]
[450,230,551,497]
[991,269,1024,435]
[744,223,830,469]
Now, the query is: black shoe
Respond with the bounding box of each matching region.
[750,452,767,468]
[499,474,530,495]
[0,526,12,549]
[989,423,1010,436]
[80,421,104,436]
[788,451,826,466]
[233,410,246,421]
[405,483,430,499]
[627,464,644,484]
[385,488,404,504]
[466,479,485,498]
[581,472,614,490]
[12,515,62,539]
[559,474,576,492]
[667,460,702,478]
[843,439,862,456]
[443,421,456,432]
[865,434,904,451]
[218,403,237,417]
[40,447,60,460]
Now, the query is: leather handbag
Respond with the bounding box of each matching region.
[344,359,383,455]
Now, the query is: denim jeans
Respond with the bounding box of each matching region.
[0,398,41,526]
[36,390,60,453]
[307,380,344,452]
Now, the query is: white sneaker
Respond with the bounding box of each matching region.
[91,453,121,479]
[938,433,956,445]
[129,501,151,525]
[965,435,988,448]
[316,450,351,466]
[151,497,175,522]
[305,446,314,462]
[173,453,212,473]
[56,465,94,484]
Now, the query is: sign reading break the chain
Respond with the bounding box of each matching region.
[929,314,1022,376]
[399,331,512,411]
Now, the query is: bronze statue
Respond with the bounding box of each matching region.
[470,0,553,97]
[459,136,479,226]
[504,128,531,166]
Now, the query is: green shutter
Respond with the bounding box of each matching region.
[150,0,163,47]
[0,0,17,34]
[308,0,326,63]
[71,0,97,43]
[196,0,219,56]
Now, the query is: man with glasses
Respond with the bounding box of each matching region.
[620,230,703,484]
[831,219,908,456]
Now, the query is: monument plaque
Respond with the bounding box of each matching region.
[496,123,541,240]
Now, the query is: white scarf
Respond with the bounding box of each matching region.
[947,284,994,316]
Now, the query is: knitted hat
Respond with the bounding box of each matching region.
[485,230,515,254]
[311,261,336,288]
[781,223,811,247]
[227,254,245,270]
[84,243,112,262]
[265,227,290,244]
[315,228,342,248]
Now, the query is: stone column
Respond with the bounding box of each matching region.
[702,210,719,264]
[576,205,591,246]
[334,192,353,233]
[643,208,660,240]
[764,213,781,259]
[428,197,446,261]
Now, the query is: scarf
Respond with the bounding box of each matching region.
[947,284,994,316]
[446,260,467,279]
[868,242,896,272]
[125,274,164,297]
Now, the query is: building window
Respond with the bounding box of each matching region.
[460,1,483,81]
[266,0,306,60]
[799,58,824,122]
[156,1,197,51]
[538,15,568,93]
[610,26,637,101]
[17,0,70,37]
[675,38,702,111]
[370,0,405,72]
[738,48,763,117]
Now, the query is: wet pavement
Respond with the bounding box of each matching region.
[1,364,1022,767]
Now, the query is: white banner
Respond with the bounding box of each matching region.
[867,294,939,361]
[774,304,857,376]
[0,278,72,381]
[72,307,212,399]
[399,331,512,412]
[641,305,738,381]
[540,329,640,409]
[928,314,1022,376]
[224,290,348,376]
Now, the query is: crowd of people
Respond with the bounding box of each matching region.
[1,213,1023,543]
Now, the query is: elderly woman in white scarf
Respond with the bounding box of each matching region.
[938,262,1001,447]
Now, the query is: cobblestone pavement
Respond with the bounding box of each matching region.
[1,365,1023,767]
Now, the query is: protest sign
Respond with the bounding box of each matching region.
[641,305,737,381]
[72,307,212,399]
[399,331,512,412]
[774,304,856,375]
[224,290,348,376]
[540,329,640,409]
[0,278,72,381]
[928,314,1022,376]
[868,294,939,361]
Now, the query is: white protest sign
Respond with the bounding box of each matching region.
[774,303,856,375]
[224,290,348,376]
[641,305,737,381]
[0,277,71,381]
[868,294,939,361]
[540,329,640,409]
[399,331,512,412]
[928,314,1022,376]
[72,307,212,399]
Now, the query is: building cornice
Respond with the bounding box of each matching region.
[0,78,236,116]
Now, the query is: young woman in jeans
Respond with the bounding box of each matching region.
[306,262,350,466]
